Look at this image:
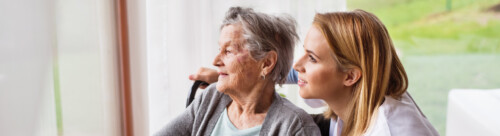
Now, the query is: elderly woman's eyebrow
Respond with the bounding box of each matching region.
[218,40,230,48]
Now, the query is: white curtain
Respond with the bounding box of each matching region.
[53,0,121,135]
[0,0,54,135]
[1,0,122,135]
[147,0,346,134]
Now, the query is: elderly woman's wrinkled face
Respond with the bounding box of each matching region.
[213,24,262,94]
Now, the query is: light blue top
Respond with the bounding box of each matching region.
[210,108,262,136]
[285,69,299,84]
[329,117,343,136]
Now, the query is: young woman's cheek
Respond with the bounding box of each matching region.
[309,65,334,97]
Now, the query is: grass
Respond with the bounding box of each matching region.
[349,0,500,55]
[347,0,500,135]
[392,7,500,54]
[402,54,500,135]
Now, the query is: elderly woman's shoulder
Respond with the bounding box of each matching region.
[204,83,220,94]
[201,83,225,99]
[275,97,314,121]
[263,96,321,135]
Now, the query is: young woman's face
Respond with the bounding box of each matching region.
[213,24,262,94]
[293,26,347,100]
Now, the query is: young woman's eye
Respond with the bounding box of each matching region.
[225,49,231,54]
[308,55,317,62]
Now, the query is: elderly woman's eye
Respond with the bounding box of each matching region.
[308,55,317,62]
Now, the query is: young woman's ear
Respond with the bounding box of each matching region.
[343,67,361,86]
[261,51,277,75]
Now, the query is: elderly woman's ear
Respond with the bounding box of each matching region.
[261,51,278,77]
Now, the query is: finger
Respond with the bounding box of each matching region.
[191,74,201,81]
[198,74,210,82]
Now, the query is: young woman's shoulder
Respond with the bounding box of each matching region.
[367,92,439,136]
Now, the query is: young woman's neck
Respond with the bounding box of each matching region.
[325,87,353,122]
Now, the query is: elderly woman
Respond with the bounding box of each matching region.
[156,7,321,136]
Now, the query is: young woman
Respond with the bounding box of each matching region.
[190,9,439,136]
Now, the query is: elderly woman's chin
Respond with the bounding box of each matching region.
[215,81,231,94]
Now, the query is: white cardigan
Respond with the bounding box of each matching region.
[329,92,439,136]
[364,92,439,136]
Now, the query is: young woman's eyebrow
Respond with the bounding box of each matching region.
[306,49,319,58]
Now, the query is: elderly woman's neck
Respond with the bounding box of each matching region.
[228,81,275,114]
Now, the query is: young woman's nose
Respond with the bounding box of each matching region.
[293,55,305,73]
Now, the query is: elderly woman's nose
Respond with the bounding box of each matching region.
[213,53,223,67]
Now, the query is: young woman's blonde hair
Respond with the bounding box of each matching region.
[313,9,408,136]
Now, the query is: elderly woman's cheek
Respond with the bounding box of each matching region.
[239,55,260,78]
[232,55,256,87]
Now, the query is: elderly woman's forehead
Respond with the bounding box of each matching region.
[218,25,245,46]
[222,25,243,36]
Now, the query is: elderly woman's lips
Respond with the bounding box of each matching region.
[218,72,228,77]
[298,79,307,87]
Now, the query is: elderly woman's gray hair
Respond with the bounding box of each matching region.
[221,7,299,85]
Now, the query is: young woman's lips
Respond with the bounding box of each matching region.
[298,79,307,87]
